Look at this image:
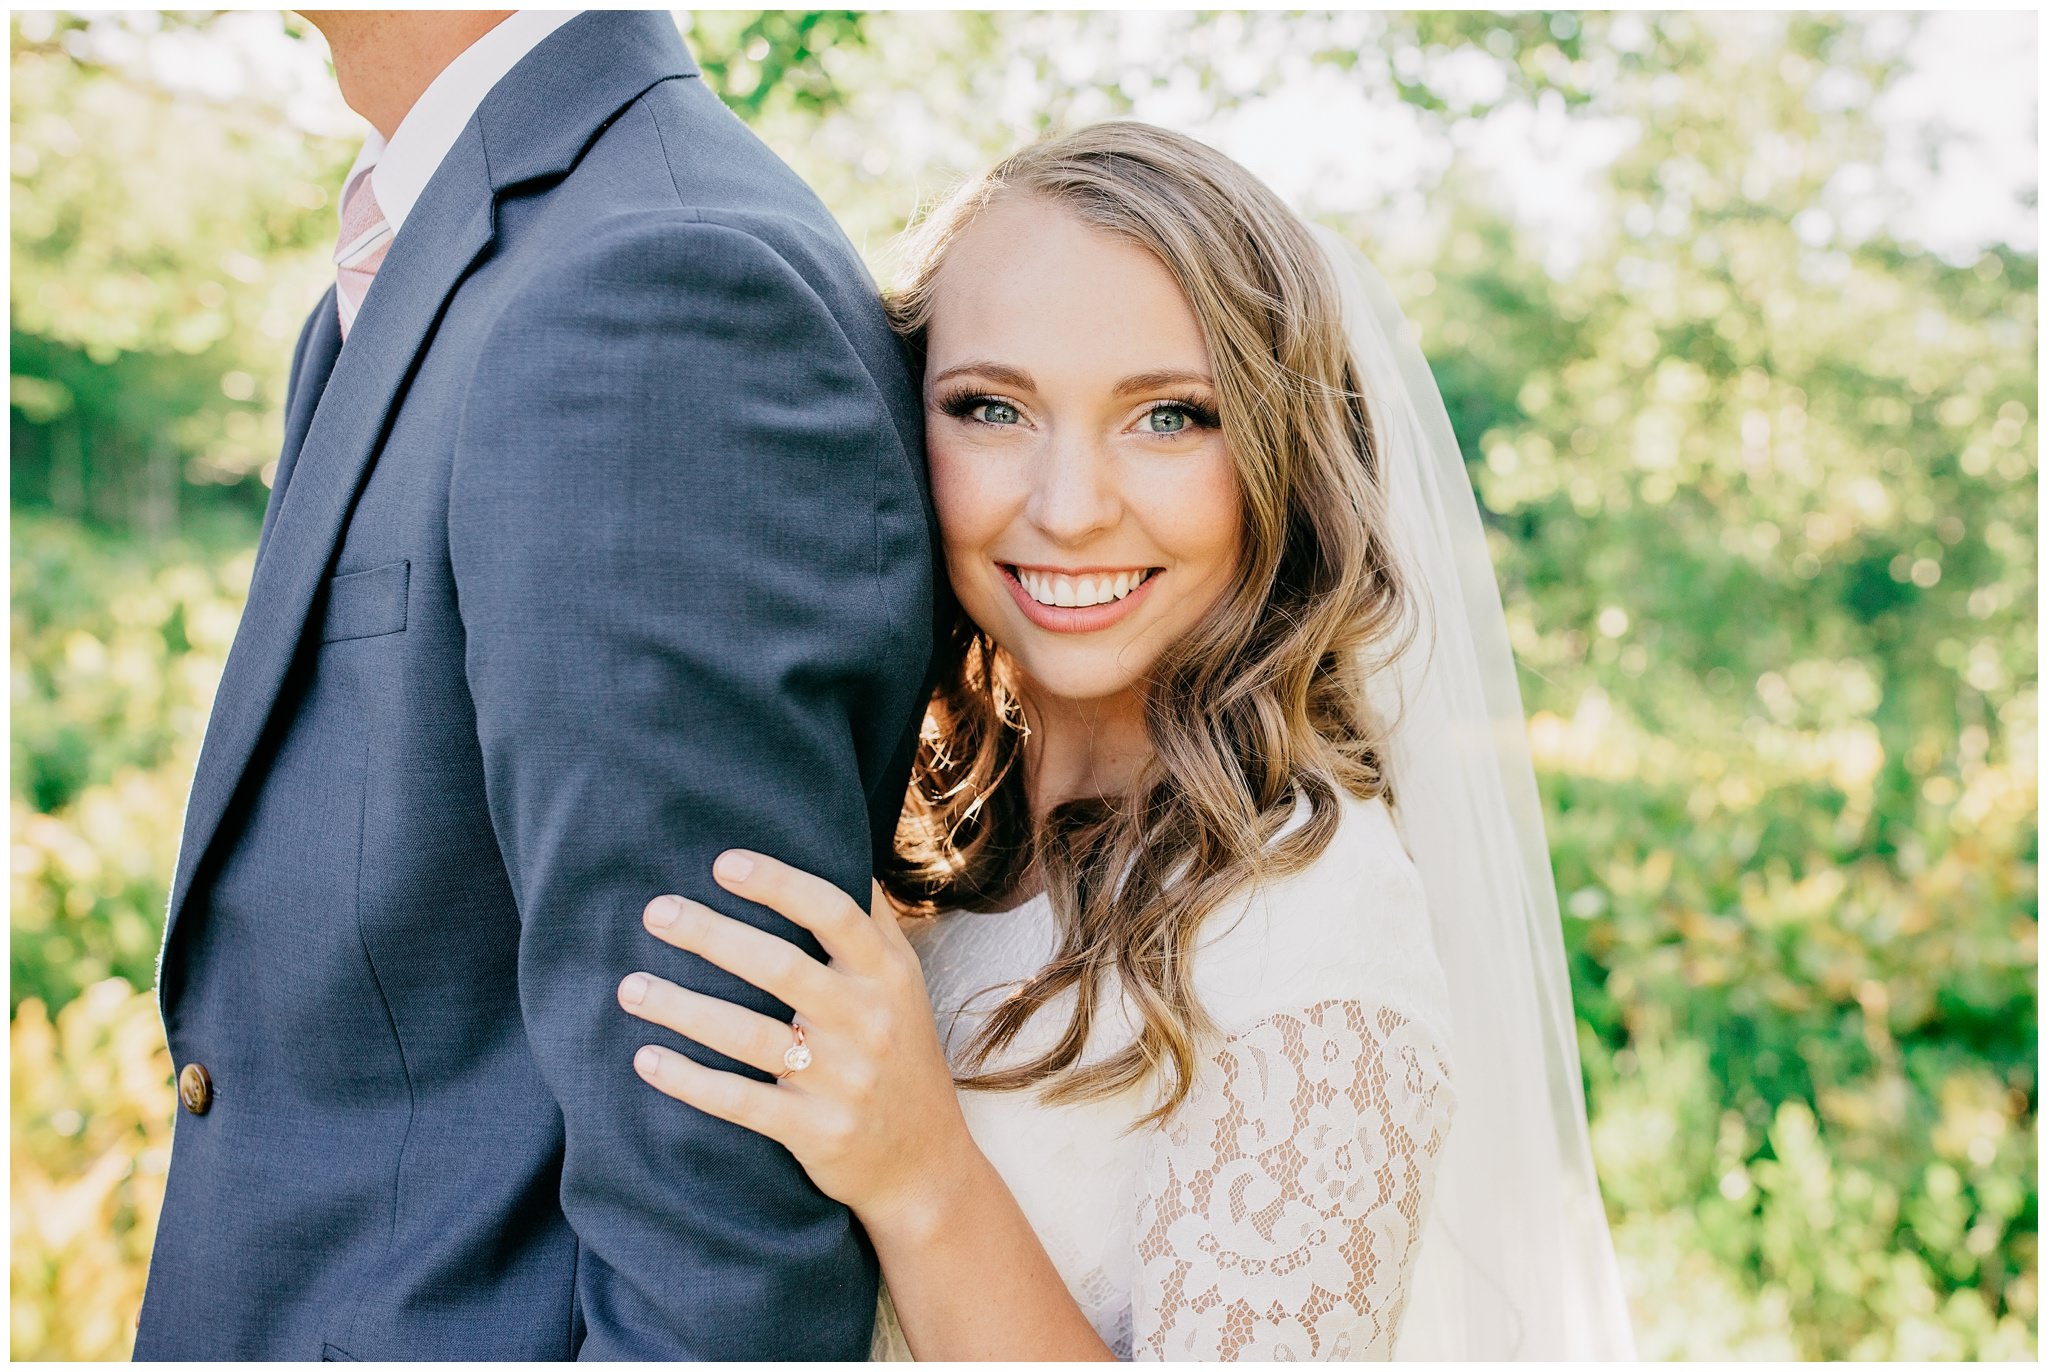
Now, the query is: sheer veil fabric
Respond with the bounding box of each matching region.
[1313,225,1637,1359]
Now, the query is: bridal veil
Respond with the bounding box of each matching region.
[1311,225,1637,1359]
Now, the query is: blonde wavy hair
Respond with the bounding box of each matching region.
[880,122,1419,1124]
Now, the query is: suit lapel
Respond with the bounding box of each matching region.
[163,127,495,950]
[256,289,342,567]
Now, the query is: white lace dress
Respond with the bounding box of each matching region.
[870,791,1456,1361]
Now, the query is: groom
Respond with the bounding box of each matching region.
[136,10,932,1360]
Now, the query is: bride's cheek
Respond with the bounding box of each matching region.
[929,445,1022,606]
[928,443,1010,541]
[1144,446,1242,581]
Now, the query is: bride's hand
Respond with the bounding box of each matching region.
[620,851,974,1225]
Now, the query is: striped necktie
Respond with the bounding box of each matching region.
[333,168,393,342]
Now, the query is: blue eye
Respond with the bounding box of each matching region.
[936,391,1027,428]
[1137,398,1220,434]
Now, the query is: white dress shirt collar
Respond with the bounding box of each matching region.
[340,10,581,239]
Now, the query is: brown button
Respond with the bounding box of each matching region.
[178,1062,213,1116]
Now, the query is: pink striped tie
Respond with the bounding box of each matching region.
[333,169,392,341]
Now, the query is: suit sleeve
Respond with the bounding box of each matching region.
[448,216,929,1359]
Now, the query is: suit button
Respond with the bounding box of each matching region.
[178,1063,213,1116]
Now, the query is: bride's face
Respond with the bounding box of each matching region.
[920,195,1244,708]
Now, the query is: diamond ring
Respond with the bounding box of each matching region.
[778,1023,812,1079]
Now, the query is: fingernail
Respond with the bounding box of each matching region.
[646,896,681,928]
[634,1047,661,1078]
[715,852,754,883]
[620,973,649,1005]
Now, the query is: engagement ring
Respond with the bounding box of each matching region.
[778,1023,812,1078]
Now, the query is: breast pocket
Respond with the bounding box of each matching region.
[319,560,410,644]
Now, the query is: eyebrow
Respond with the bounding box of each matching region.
[926,361,1216,397]
[1111,368,1216,398]
[927,360,1036,393]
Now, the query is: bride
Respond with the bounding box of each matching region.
[615,122,1634,1360]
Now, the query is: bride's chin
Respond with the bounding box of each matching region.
[1002,649,1151,710]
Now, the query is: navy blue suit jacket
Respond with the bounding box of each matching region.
[137,12,932,1359]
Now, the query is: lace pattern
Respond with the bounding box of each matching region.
[874,800,1456,1363]
[1133,1000,1454,1361]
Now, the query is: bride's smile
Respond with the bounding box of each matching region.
[1003,562,1158,617]
[918,193,1243,710]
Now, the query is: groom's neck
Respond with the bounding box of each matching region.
[299,10,516,142]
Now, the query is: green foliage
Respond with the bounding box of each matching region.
[10,12,351,530]
[11,979,176,1361]
[689,10,871,121]
[8,8,2036,1360]
[1376,16,2038,1355]
[11,513,254,1015]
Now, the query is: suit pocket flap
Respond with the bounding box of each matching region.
[320,560,409,643]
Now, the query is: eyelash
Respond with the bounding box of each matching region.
[933,391,1222,433]
[936,390,1018,425]
[1145,395,1222,432]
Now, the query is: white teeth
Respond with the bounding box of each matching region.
[1014,568,1150,608]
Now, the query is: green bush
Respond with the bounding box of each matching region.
[11,513,253,1015]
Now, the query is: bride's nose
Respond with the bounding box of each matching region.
[1023,432,1120,546]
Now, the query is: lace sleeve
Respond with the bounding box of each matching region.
[1132,999,1455,1361]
